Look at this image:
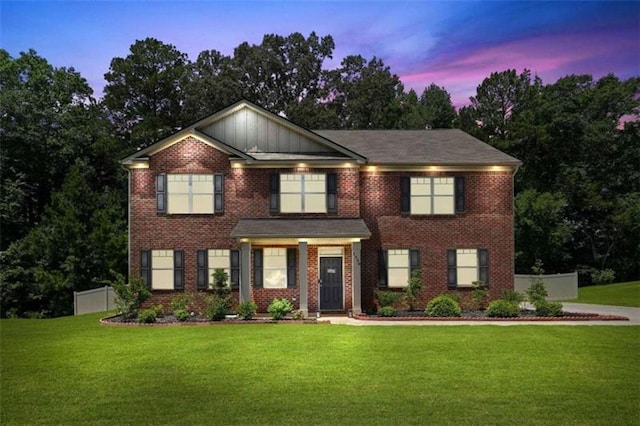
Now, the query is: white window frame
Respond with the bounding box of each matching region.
[280,174,326,213]
[263,248,287,289]
[167,174,214,214]
[151,250,174,290]
[208,249,230,288]
[387,249,410,288]
[456,248,478,287]
[410,177,454,215]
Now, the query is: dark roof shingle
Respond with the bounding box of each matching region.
[230,218,371,239]
[314,129,521,166]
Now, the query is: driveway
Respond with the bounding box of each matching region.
[326,303,640,326]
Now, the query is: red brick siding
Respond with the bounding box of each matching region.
[359,171,515,312]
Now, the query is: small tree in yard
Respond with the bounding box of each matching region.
[470,280,489,310]
[404,269,423,311]
[206,268,232,320]
[112,274,150,320]
[526,260,563,317]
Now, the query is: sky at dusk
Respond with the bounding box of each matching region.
[2,1,639,108]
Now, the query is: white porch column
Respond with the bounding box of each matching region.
[298,241,308,317]
[240,242,251,303]
[351,241,362,314]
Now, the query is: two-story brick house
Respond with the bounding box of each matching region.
[122,100,521,315]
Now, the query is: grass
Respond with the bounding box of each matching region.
[567,281,640,307]
[1,313,639,425]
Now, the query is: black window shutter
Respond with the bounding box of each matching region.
[269,174,280,213]
[197,250,208,290]
[214,174,224,213]
[455,176,465,213]
[410,249,420,275]
[140,250,151,288]
[400,177,410,214]
[478,249,489,286]
[156,174,166,213]
[174,250,184,290]
[286,248,296,288]
[378,250,388,287]
[230,249,240,290]
[253,249,263,288]
[326,173,337,213]
[447,249,457,289]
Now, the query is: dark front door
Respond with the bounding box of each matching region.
[320,257,343,310]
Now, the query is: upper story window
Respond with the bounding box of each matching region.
[401,176,465,215]
[270,173,337,214]
[156,173,224,214]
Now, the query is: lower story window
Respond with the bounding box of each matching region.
[140,249,184,290]
[378,249,420,288]
[264,248,287,288]
[448,248,488,288]
[208,249,230,287]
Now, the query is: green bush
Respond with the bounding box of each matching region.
[526,282,548,305]
[170,294,190,313]
[173,308,190,322]
[291,310,304,320]
[152,304,164,318]
[534,300,563,317]
[470,281,489,310]
[376,290,402,308]
[503,290,525,304]
[403,269,423,311]
[486,300,520,318]
[590,269,616,285]
[267,298,293,320]
[112,275,151,320]
[236,301,257,320]
[377,306,396,317]
[205,296,228,321]
[137,308,157,323]
[425,295,462,317]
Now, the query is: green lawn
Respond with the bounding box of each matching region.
[1,314,639,425]
[568,281,640,307]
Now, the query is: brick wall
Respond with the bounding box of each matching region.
[359,170,515,312]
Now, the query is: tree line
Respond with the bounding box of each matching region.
[1,32,638,317]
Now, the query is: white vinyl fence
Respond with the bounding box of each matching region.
[74,286,116,315]
[514,272,578,301]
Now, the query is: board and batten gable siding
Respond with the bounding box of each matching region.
[200,107,333,153]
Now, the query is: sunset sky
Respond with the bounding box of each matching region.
[2,0,639,107]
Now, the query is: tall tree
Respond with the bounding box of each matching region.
[0,49,102,248]
[324,55,404,128]
[103,38,190,149]
[420,83,456,128]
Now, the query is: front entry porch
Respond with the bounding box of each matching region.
[230,218,371,316]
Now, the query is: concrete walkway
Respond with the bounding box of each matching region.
[323,303,640,326]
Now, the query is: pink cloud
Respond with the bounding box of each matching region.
[401,28,639,108]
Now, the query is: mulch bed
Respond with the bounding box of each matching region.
[354,310,629,321]
[100,314,323,326]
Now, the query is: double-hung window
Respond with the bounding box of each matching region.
[253,248,297,289]
[378,249,420,288]
[140,249,184,290]
[156,173,224,214]
[401,176,465,215]
[270,173,337,213]
[196,249,240,290]
[447,249,489,288]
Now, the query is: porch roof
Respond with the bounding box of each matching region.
[230,218,371,240]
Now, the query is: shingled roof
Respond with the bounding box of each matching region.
[231,218,371,239]
[314,129,521,166]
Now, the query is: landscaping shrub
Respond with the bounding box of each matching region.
[267,298,293,320]
[503,290,525,304]
[425,295,462,317]
[376,290,402,308]
[377,306,396,317]
[534,300,564,317]
[486,300,520,318]
[152,304,164,318]
[137,308,157,323]
[173,309,190,322]
[291,310,305,320]
[526,282,548,305]
[112,275,151,320]
[403,269,423,311]
[205,297,228,321]
[236,301,257,320]
[170,294,190,313]
[470,280,489,310]
[590,268,616,285]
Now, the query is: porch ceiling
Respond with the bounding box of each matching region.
[230,218,371,240]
